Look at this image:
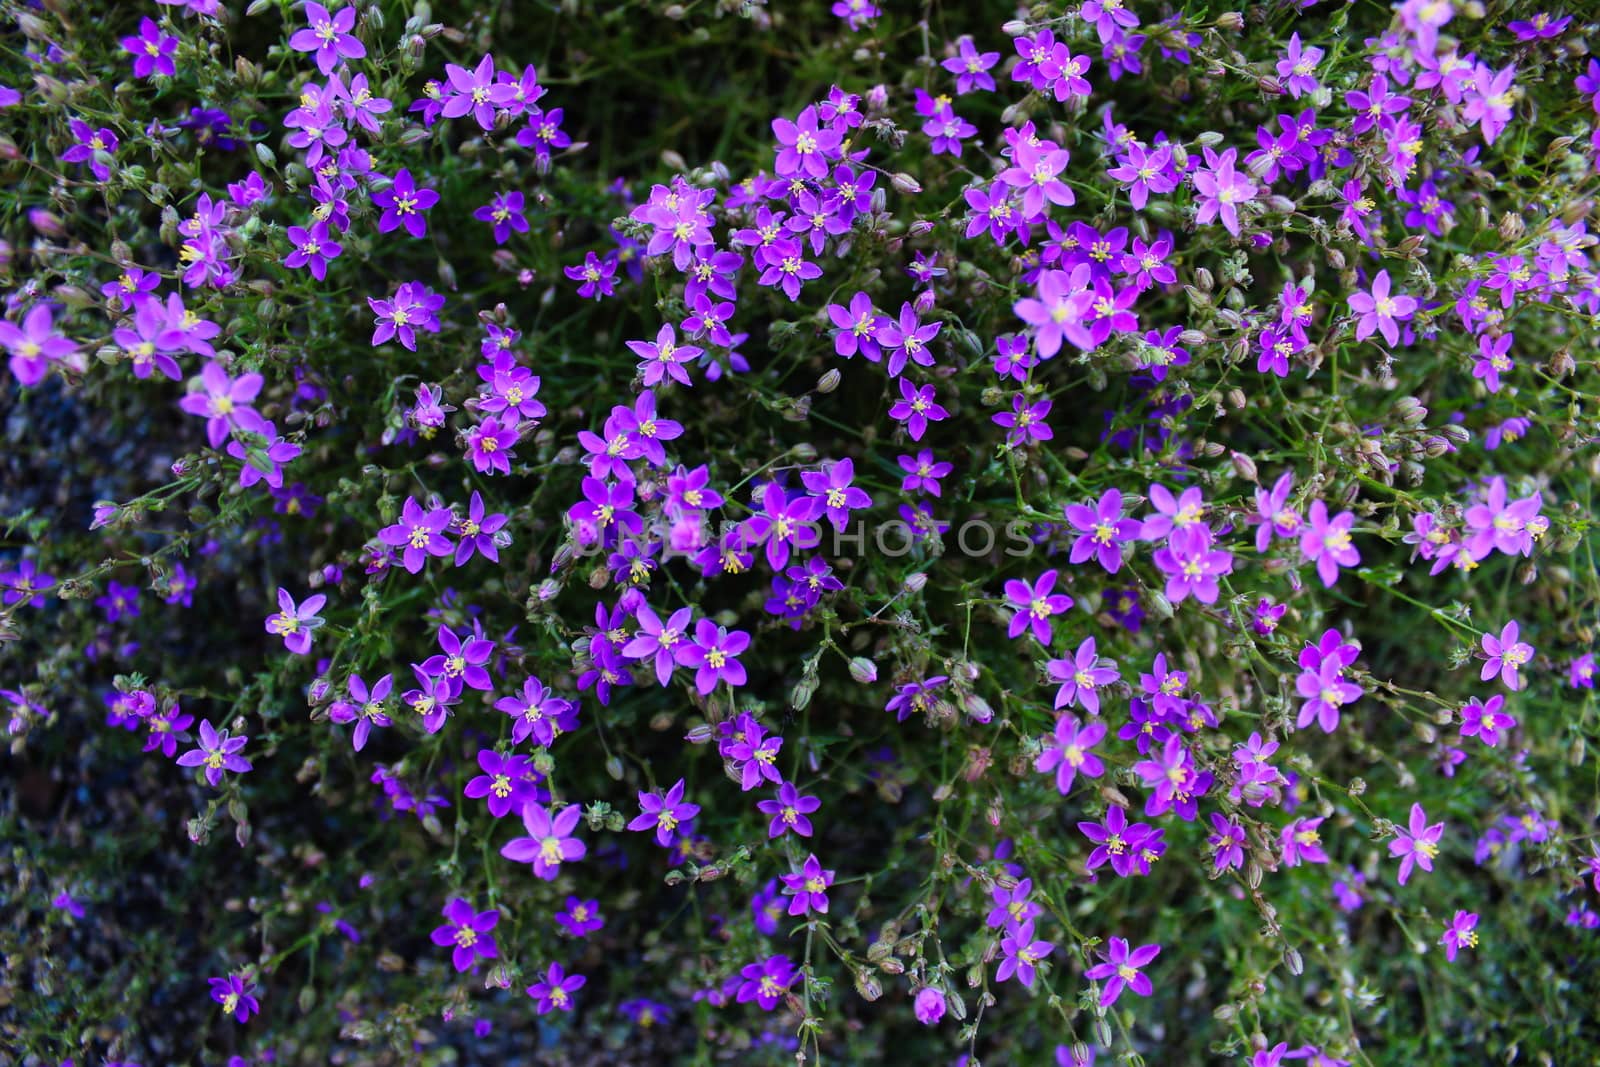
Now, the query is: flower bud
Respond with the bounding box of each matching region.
[848,657,878,684]
[890,172,922,196]
[817,368,842,393]
[1230,451,1258,482]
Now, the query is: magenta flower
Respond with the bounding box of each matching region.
[1480,620,1534,690]
[756,781,820,839]
[1295,657,1362,733]
[401,667,459,734]
[526,962,585,1014]
[1462,63,1516,145]
[0,304,79,386]
[121,18,178,79]
[898,449,952,497]
[377,496,455,573]
[997,920,1054,987]
[208,974,259,1023]
[1152,529,1233,605]
[1014,265,1094,357]
[441,54,499,129]
[780,853,835,916]
[176,719,252,787]
[1280,817,1329,867]
[628,779,700,847]
[0,559,54,608]
[998,141,1075,217]
[500,801,587,879]
[1389,803,1445,885]
[737,955,796,1010]
[288,3,365,76]
[373,169,439,239]
[682,618,750,695]
[368,282,444,350]
[61,120,118,181]
[1192,147,1256,236]
[1003,569,1073,643]
[1275,32,1323,98]
[1085,937,1159,1007]
[263,587,325,655]
[1472,333,1513,392]
[178,361,267,448]
[430,899,499,973]
[878,302,942,377]
[1046,637,1119,715]
[1347,269,1417,346]
[1299,500,1359,587]
[1065,489,1139,573]
[1034,713,1107,795]
[914,987,946,1025]
[466,416,519,475]
[1440,911,1479,962]
[986,878,1042,932]
[565,251,617,300]
[743,482,822,571]
[1207,813,1246,872]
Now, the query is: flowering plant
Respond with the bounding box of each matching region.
[4,1,1600,1065]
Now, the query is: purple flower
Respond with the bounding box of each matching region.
[176,719,252,787]
[942,35,1000,94]
[61,120,118,181]
[453,491,509,566]
[914,987,946,1025]
[682,618,751,695]
[264,587,325,655]
[288,4,365,76]
[208,975,259,1023]
[1034,713,1106,794]
[801,458,871,531]
[500,801,587,879]
[430,899,499,973]
[178,361,267,448]
[441,54,499,129]
[327,672,393,751]
[994,394,1054,447]
[1207,813,1246,872]
[622,605,697,686]
[1460,694,1516,747]
[283,222,342,280]
[466,416,519,475]
[401,667,458,734]
[367,282,444,351]
[887,675,949,722]
[464,750,540,818]
[121,18,178,79]
[494,676,574,747]
[1275,32,1323,98]
[1388,803,1445,885]
[1152,528,1233,605]
[1064,489,1139,573]
[474,191,530,245]
[757,781,820,839]
[986,878,1042,932]
[96,580,141,624]
[898,449,952,496]
[1004,570,1073,644]
[737,955,796,1010]
[780,853,835,916]
[565,251,617,300]
[1084,937,1159,1007]
[1014,265,1094,357]
[526,962,585,1014]
[628,323,700,389]
[0,559,55,608]
[888,379,949,441]
[628,779,700,847]
[1480,620,1534,690]
[556,897,604,938]
[373,169,439,239]
[997,920,1054,987]
[743,483,822,571]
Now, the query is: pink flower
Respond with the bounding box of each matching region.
[1388,802,1445,885]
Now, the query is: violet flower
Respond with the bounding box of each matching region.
[430,899,499,973]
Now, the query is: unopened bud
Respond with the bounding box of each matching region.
[848,657,879,684]
[817,368,841,393]
[890,172,922,196]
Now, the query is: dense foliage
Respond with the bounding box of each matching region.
[3,0,1600,1064]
